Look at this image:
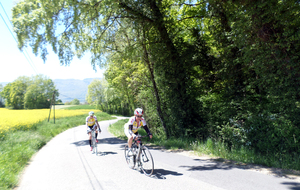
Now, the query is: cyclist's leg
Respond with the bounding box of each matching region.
[128,136,134,148]
[124,125,133,148]
[88,132,93,150]
[94,125,98,142]
[87,127,92,150]
[124,128,137,167]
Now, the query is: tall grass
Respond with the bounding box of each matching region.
[0,111,115,190]
[108,119,128,140]
[109,119,300,171]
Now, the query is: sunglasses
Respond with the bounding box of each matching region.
[136,115,142,118]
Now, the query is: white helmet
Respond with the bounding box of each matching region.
[134,108,143,116]
[89,111,94,116]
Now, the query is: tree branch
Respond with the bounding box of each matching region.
[177,16,205,22]
[118,2,154,23]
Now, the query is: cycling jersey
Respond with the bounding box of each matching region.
[124,116,152,136]
[86,116,98,127]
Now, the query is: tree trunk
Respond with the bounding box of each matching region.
[142,35,169,138]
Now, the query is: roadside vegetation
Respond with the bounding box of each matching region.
[0,107,115,190]
[109,119,300,173]
[63,104,96,110]
[0,1,297,188]
[0,75,58,109]
[11,0,300,181]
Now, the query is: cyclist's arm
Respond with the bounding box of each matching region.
[143,125,152,138]
[128,125,135,137]
[96,120,101,132]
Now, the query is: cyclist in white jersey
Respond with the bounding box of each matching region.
[124,108,152,150]
[86,111,101,151]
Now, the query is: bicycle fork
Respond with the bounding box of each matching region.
[136,145,143,167]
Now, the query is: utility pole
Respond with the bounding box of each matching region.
[53,90,55,124]
[48,90,56,123]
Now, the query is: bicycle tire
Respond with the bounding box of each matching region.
[124,145,135,169]
[92,131,98,155]
[140,146,154,176]
[94,138,98,156]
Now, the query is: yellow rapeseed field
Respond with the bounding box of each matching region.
[0,108,98,134]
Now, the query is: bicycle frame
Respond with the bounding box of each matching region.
[125,135,154,176]
[91,129,98,155]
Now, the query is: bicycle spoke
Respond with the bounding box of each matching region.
[92,131,97,155]
[124,145,135,169]
[95,140,98,156]
[140,146,154,176]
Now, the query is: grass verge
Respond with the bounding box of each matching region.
[0,112,115,190]
[109,119,300,173]
[63,105,97,110]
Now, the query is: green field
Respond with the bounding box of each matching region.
[0,106,115,190]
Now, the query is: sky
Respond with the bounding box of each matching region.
[0,0,105,83]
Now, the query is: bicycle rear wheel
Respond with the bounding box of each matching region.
[124,145,135,169]
[140,146,154,176]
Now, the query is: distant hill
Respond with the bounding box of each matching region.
[53,78,101,103]
[0,78,100,104]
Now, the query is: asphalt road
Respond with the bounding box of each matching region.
[16,117,300,190]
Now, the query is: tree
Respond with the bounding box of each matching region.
[64,101,71,105]
[196,0,300,154]
[24,75,58,109]
[56,99,63,104]
[1,76,30,109]
[0,84,4,107]
[1,75,58,109]
[12,0,208,139]
[12,0,300,157]
[70,98,80,105]
[1,83,11,108]
[86,78,116,112]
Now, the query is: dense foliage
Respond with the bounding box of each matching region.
[1,75,58,109]
[12,0,300,160]
[0,84,4,107]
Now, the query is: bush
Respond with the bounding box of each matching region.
[244,115,300,155]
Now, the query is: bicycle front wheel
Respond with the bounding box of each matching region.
[94,139,98,156]
[140,146,154,176]
[124,145,135,169]
[92,131,98,155]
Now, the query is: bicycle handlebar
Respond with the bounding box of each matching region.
[134,135,151,144]
[135,134,151,139]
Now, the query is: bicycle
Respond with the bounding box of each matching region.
[91,128,98,155]
[124,135,154,176]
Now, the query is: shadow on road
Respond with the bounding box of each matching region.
[72,137,125,147]
[100,137,126,145]
[150,168,183,180]
[180,158,300,188]
[72,140,89,147]
[189,158,300,181]
[97,151,118,156]
[180,159,234,171]
[281,182,300,190]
